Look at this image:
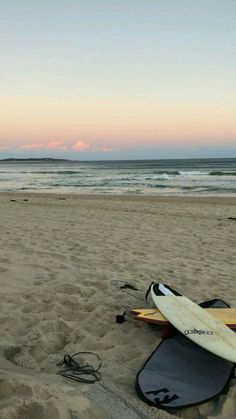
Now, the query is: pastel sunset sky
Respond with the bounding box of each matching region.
[0,0,235,160]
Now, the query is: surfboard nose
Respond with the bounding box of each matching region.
[151,283,181,297]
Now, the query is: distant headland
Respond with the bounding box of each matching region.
[0,158,75,163]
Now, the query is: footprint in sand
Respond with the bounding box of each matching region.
[0,378,33,399]
[3,345,21,365]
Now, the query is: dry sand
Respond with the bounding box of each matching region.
[0,192,235,419]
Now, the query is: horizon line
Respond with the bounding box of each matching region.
[1,156,236,163]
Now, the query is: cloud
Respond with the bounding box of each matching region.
[2,140,90,153]
[19,143,44,150]
[18,141,66,151]
[46,141,67,150]
[72,141,91,151]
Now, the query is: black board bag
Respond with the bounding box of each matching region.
[136,299,235,410]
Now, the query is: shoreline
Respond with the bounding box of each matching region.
[1,190,236,203]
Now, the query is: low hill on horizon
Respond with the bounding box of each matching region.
[0,157,75,163]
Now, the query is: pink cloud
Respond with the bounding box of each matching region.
[72,141,91,151]
[46,141,66,150]
[20,143,44,150]
[18,142,67,151]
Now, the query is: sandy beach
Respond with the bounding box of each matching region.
[0,192,235,419]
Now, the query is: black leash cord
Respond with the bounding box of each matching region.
[57,351,102,383]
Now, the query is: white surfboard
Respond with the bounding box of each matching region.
[151,284,236,363]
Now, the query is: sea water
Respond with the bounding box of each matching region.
[0,158,236,196]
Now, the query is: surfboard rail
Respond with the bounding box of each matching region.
[131,308,236,329]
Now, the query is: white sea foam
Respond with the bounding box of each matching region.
[179,170,209,176]
[152,173,169,180]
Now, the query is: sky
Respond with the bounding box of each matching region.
[0,0,235,160]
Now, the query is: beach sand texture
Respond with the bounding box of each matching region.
[0,193,235,419]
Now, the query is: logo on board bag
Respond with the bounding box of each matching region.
[184,328,213,336]
[146,388,179,404]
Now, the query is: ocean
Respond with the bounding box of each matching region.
[0,158,236,196]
